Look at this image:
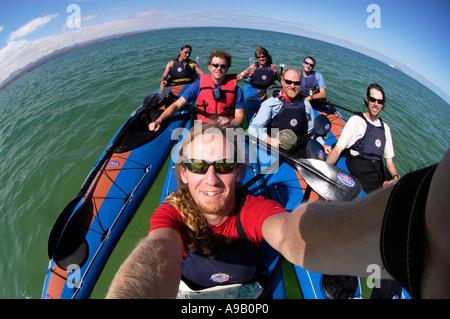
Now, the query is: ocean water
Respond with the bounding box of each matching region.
[0,27,448,299]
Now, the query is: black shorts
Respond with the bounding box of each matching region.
[380,164,438,299]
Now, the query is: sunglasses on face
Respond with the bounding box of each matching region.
[257,55,267,59]
[211,63,228,69]
[303,61,315,67]
[368,96,384,104]
[183,159,237,174]
[284,79,301,86]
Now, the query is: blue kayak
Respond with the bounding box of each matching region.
[41,81,196,299]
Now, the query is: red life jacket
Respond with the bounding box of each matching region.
[195,74,237,122]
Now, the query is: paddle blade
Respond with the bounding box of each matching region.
[306,140,325,160]
[294,159,362,201]
[313,114,331,137]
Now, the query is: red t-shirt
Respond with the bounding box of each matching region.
[149,195,287,253]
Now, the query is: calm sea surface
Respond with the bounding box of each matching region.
[0,27,448,299]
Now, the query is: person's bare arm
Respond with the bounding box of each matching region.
[421,148,450,298]
[263,148,450,298]
[148,97,188,131]
[160,61,172,89]
[262,186,394,279]
[230,108,244,127]
[325,144,343,165]
[106,228,183,299]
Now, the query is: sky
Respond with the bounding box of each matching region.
[0,0,449,102]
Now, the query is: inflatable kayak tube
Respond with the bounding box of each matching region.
[42,81,196,299]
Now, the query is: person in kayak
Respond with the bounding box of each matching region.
[160,45,205,89]
[107,122,289,298]
[326,83,399,193]
[236,46,280,88]
[300,56,326,103]
[248,67,331,157]
[149,50,245,130]
[106,121,449,299]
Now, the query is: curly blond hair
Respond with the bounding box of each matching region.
[163,122,241,256]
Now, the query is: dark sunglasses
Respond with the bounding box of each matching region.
[284,79,301,86]
[211,63,228,69]
[303,61,315,67]
[368,96,384,104]
[183,159,237,174]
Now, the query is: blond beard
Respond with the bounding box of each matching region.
[284,86,301,99]
[197,198,226,216]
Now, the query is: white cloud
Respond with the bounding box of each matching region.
[132,9,162,18]
[0,25,4,33]
[62,14,98,30]
[8,14,59,42]
[0,8,303,88]
[0,10,168,86]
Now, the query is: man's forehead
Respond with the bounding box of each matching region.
[284,70,301,80]
[185,131,234,159]
[369,88,383,97]
[211,56,227,64]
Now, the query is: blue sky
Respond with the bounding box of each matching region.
[0,0,449,102]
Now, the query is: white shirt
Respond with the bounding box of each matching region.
[336,114,395,159]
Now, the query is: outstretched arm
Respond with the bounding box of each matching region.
[106,228,183,299]
[263,186,392,279]
[149,97,188,131]
[263,147,450,298]
[422,148,450,298]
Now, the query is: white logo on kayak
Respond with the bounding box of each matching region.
[107,160,121,166]
[337,173,356,187]
[209,272,231,284]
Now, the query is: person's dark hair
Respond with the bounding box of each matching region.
[303,56,316,66]
[177,45,192,58]
[364,83,386,108]
[255,46,273,65]
[207,50,232,67]
[181,45,192,51]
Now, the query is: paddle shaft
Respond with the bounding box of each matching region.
[315,99,358,115]
[242,131,343,188]
[191,106,350,190]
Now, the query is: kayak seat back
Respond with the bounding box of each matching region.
[114,91,179,153]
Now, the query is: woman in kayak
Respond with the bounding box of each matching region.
[160,45,205,89]
[236,46,280,88]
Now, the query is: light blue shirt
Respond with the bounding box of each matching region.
[247,96,315,142]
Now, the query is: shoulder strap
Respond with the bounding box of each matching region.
[356,112,365,121]
[235,196,249,241]
[187,59,195,70]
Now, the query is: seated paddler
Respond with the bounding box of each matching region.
[149,50,245,131]
[160,45,205,89]
[106,122,450,299]
[248,67,331,157]
[236,46,280,88]
[108,122,290,298]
